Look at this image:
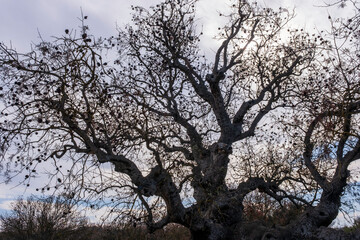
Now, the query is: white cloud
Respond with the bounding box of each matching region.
[0,200,15,211]
[332,209,360,227]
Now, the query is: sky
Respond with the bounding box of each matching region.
[0,0,359,227]
[0,0,355,51]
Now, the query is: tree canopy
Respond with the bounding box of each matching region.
[0,0,359,239]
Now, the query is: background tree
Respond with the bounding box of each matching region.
[0,196,88,240]
[0,0,359,239]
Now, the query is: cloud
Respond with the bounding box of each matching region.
[0,200,15,211]
[0,0,162,52]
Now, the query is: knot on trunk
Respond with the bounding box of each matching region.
[138,166,163,197]
[206,70,226,83]
[210,142,233,154]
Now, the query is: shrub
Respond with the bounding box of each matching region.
[0,195,88,240]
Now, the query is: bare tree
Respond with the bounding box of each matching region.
[0,196,88,240]
[0,0,359,239]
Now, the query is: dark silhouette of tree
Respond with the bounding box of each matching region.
[0,0,359,239]
[0,196,88,240]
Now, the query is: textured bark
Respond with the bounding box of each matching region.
[315,227,360,240]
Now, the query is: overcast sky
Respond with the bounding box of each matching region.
[0,0,358,226]
[0,0,355,51]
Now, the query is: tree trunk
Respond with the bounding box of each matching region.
[315,227,360,240]
[190,224,234,240]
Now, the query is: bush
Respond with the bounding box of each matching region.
[81,223,190,240]
[0,196,190,240]
[0,195,89,240]
[343,217,360,233]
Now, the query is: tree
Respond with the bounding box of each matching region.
[0,196,88,240]
[0,0,359,239]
